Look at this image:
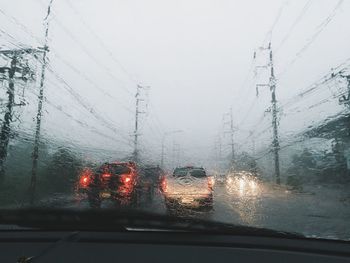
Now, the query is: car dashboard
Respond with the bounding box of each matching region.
[1,229,350,262]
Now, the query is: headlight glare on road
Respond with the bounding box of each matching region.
[225,171,260,197]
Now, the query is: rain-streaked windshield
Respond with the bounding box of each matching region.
[0,0,350,241]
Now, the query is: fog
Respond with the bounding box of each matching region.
[1,0,350,168]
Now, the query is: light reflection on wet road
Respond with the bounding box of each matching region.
[39,179,350,240]
[212,181,350,240]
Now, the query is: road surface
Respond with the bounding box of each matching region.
[37,179,350,240]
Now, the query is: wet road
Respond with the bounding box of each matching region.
[38,179,350,240]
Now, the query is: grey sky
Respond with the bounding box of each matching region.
[0,0,349,167]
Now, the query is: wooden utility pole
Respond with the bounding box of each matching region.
[30,0,53,204]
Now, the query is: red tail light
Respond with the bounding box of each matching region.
[79,169,93,188]
[79,176,90,187]
[102,173,111,179]
[120,173,132,184]
[208,176,214,190]
[161,177,167,192]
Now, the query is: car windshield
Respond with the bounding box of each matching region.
[0,0,350,242]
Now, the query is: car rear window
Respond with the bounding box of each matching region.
[144,168,159,177]
[190,169,206,178]
[173,168,190,177]
[173,168,206,178]
[99,164,131,175]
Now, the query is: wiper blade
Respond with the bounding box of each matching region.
[0,208,303,238]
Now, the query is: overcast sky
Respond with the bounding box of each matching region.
[0,0,350,167]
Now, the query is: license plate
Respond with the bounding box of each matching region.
[101,192,111,198]
[181,197,194,204]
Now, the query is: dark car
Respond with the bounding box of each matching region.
[78,161,139,208]
[139,165,165,202]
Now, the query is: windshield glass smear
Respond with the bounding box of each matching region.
[0,0,350,241]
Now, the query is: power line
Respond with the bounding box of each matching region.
[279,60,350,109]
[20,78,133,148]
[233,1,288,126]
[261,0,289,45]
[278,0,344,77]
[0,8,44,46]
[0,8,136,115]
[0,27,29,49]
[38,1,134,97]
[275,0,313,54]
[43,96,131,146]
[63,0,139,85]
[51,50,134,114]
[44,64,133,144]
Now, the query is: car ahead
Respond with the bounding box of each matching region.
[163,166,214,212]
[225,170,260,196]
[139,165,165,202]
[215,173,227,185]
[78,161,139,208]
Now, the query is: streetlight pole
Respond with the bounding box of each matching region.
[160,130,183,168]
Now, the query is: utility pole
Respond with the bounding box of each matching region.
[213,135,223,171]
[214,135,222,162]
[223,107,235,166]
[161,135,165,168]
[172,141,180,169]
[249,130,256,156]
[0,56,16,184]
[256,42,281,184]
[133,84,148,162]
[160,130,183,168]
[0,48,42,185]
[337,73,350,147]
[338,74,350,105]
[30,0,53,204]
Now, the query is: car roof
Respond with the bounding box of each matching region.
[175,166,204,170]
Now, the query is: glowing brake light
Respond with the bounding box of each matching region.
[80,175,90,187]
[208,176,215,189]
[120,174,132,184]
[124,177,131,183]
[79,168,93,187]
[161,177,167,192]
[102,173,111,178]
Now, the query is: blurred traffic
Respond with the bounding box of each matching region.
[73,159,264,215]
[225,171,260,197]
